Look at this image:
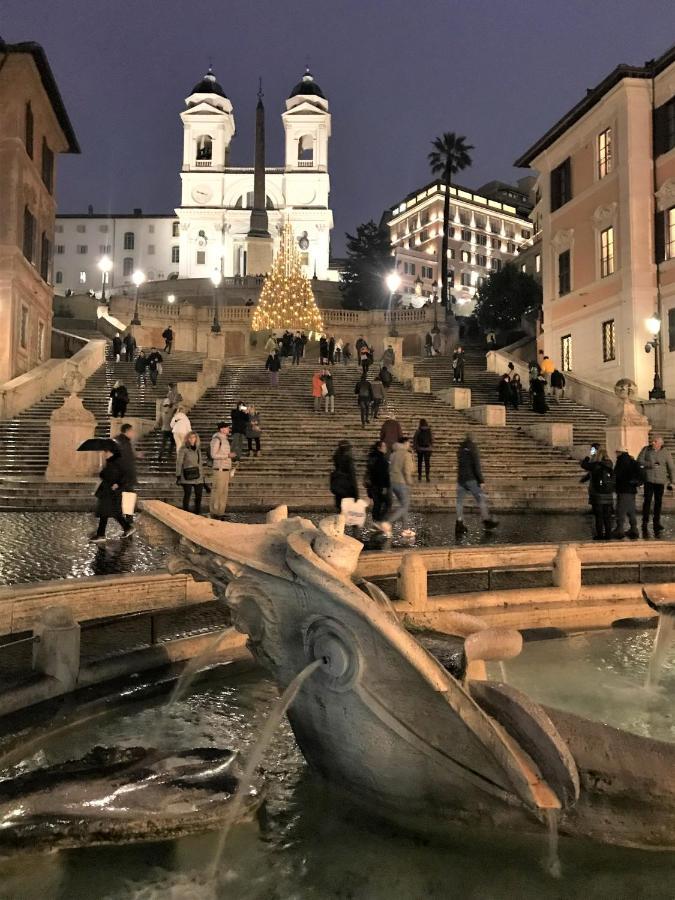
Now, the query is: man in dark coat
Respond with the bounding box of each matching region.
[379,365,393,389]
[292,332,304,366]
[366,440,391,531]
[329,440,358,512]
[355,375,373,427]
[265,350,281,387]
[146,348,163,386]
[123,332,137,362]
[134,350,148,386]
[455,434,498,535]
[162,326,174,354]
[90,447,134,542]
[112,333,123,363]
[613,450,641,539]
[230,402,250,460]
[115,422,139,524]
[319,335,329,365]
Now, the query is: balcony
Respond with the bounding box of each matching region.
[297,160,314,168]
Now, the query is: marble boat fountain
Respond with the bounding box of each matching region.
[138,501,675,852]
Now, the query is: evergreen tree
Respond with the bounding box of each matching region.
[473,263,542,332]
[251,223,324,333]
[340,221,393,310]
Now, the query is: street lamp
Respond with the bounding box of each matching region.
[385,271,401,337]
[431,279,439,333]
[130,269,145,326]
[167,294,176,304]
[211,269,222,333]
[98,256,112,302]
[645,314,666,400]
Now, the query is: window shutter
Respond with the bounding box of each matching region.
[655,211,665,263]
[653,104,666,158]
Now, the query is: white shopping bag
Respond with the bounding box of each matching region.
[122,491,137,516]
[341,497,368,527]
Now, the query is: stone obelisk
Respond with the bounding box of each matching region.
[246,82,274,275]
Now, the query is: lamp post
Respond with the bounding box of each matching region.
[211,269,222,333]
[167,294,176,304]
[646,314,666,400]
[431,279,439,334]
[98,256,112,302]
[130,269,145,326]
[385,271,401,337]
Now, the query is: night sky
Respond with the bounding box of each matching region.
[3,1,673,252]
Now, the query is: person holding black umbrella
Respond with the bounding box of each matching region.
[90,444,135,542]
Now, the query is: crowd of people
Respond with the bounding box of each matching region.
[495,350,566,415]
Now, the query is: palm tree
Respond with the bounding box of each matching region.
[428,133,474,316]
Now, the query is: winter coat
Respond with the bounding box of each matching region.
[264,336,277,353]
[498,377,511,404]
[380,418,403,451]
[614,452,642,495]
[321,372,335,396]
[366,448,390,492]
[265,353,281,372]
[379,367,393,389]
[389,443,415,485]
[95,456,125,517]
[382,348,395,368]
[209,432,232,470]
[311,372,323,398]
[457,439,484,486]
[134,355,148,374]
[246,413,261,440]
[110,385,128,410]
[147,351,163,372]
[124,335,137,354]
[371,381,385,402]
[319,338,329,358]
[540,357,554,375]
[413,425,433,452]
[160,402,174,431]
[112,336,122,355]
[231,407,249,435]
[531,378,548,414]
[637,445,675,485]
[162,328,173,342]
[170,411,191,438]
[581,457,615,503]
[355,379,373,403]
[330,447,359,500]
[176,444,204,484]
[550,370,566,389]
[115,433,137,490]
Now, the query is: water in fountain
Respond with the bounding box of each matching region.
[208,657,323,881]
[646,613,674,689]
[498,661,508,683]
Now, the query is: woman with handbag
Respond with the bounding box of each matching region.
[246,404,262,456]
[176,431,205,514]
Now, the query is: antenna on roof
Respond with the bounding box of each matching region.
[258,76,263,101]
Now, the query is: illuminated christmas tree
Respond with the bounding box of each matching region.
[251,222,324,334]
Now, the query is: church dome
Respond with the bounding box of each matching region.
[190,67,227,98]
[288,67,326,100]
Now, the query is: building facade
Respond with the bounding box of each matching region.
[55,67,334,296]
[0,41,78,382]
[385,180,533,313]
[515,43,675,398]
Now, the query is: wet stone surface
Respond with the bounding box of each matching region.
[0,510,672,586]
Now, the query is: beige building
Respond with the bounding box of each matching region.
[516,43,675,398]
[0,40,79,383]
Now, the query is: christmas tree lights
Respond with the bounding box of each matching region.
[251,222,324,334]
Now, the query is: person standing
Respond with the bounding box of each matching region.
[328,334,336,365]
[539,353,554,393]
[159,398,175,461]
[209,422,235,519]
[355,374,373,427]
[637,435,674,535]
[112,333,122,363]
[264,333,278,356]
[498,374,511,409]
[123,332,136,362]
[413,418,433,482]
[162,325,174,354]
[511,374,523,408]
[380,416,403,454]
[146,348,163,386]
[265,348,281,387]
[170,407,192,454]
[531,375,548,415]
[312,369,323,412]
[550,368,566,403]
[134,350,148,387]
[322,367,335,414]
[115,422,139,525]
[452,348,465,384]
[319,334,329,365]
[176,431,205,514]
[424,332,433,358]
[371,376,385,419]
[329,440,359,513]
[366,440,391,534]
[388,436,415,537]
[292,331,304,366]
[613,449,642,539]
[455,434,498,535]
[334,337,343,364]
[230,402,249,460]
[246,404,262,456]
[581,446,615,540]
[90,446,135,542]
[378,365,393,390]
[109,381,129,418]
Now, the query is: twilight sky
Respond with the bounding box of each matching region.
[3,1,673,252]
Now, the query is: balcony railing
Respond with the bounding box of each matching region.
[195,160,212,167]
[296,160,314,168]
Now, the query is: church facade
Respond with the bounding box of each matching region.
[54,67,334,295]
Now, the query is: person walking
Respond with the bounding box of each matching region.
[115,422,139,525]
[109,381,129,418]
[158,398,175,461]
[265,348,281,387]
[388,436,415,537]
[329,440,359,513]
[112,333,123,363]
[455,434,498,535]
[246,404,262,456]
[90,445,135,543]
[342,342,352,365]
[176,431,205,514]
[209,422,235,519]
[581,446,615,540]
[264,334,278,355]
[511,373,523,408]
[170,406,192,454]
[613,449,642,539]
[380,416,403,454]
[531,375,548,415]
[359,343,372,377]
[230,402,249,460]
[292,331,304,366]
[355,374,373,427]
[382,344,395,369]
[312,369,323,412]
[123,332,136,362]
[134,350,148,387]
[452,348,465,384]
[366,440,391,534]
[328,334,336,365]
[637,435,674,536]
[550,368,566,403]
[539,353,554,393]
[413,418,433,482]
[162,325,174,354]
[371,376,385,419]
[319,334,329,365]
[379,365,393,390]
[322,367,335,414]
[146,348,163,386]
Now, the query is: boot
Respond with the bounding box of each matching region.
[455,520,468,536]
[482,519,499,530]
[627,528,640,540]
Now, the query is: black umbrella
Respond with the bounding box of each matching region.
[77,438,119,452]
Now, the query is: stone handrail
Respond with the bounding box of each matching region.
[0,339,107,420]
[96,306,129,339]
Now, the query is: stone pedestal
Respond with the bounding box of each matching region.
[605,381,651,459]
[207,331,226,360]
[45,394,98,483]
[383,336,404,363]
[466,405,505,426]
[438,387,471,409]
[397,552,427,608]
[33,607,80,690]
[246,235,274,276]
[412,376,431,394]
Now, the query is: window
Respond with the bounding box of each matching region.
[148,224,155,234]
[475,214,486,230]
[459,210,471,226]
[521,229,531,239]
[99,244,111,254]
[297,134,313,162]
[76,245,88,254]
[25,103,34,158]
[40,233,50,282]
[172,221,180,237]
[148,244,155,255]
[410,263,416,275]
[476,254,487,267]
[597,128,612,178]
[23,207,35,263]
[654,97,675,157]
[448,227,455,239]
[550,157,572,211]
[666,207,675,260]
[123,232,135,250]
[19,306,28,349]
[422,265,433,278]
[99,224,109,233]
[448,269,455,287]
[421,211,430,226]
[460,272,472,287]
[55,224,63,233]
[561,334,572,371]
[558,249,571,295]
[41,139,54,192]
[489,218,500,233]
[476,233,488,246]
[420,229,429,242]
[196,251,206,265]
[535,253,541,273]
[56,245,64,254]
[461,228,472,242]
[408,217,417,233]
[504,225,515,239]
[601,319,616,362]
[491,237,500,250]
[600,226,615,277]
[506,241,516,254]
[76,224,86,233]
[79,271,87,284]
[122,257,134,277]
[37,321,45,361]
[196,134,213,160]
[55,270,63,284]
[446,248,456,260]
[461,250,471,263]
[171,245,180,263]
[491,258,502,272]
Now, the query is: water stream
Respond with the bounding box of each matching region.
[544,809,562,879]
[646,613,674,688]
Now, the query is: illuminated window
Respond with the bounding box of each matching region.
[561,334,572,371]
[558,250,571,295]
[491,237,500,250]
[598,128,612,178]
[196,134,213,161]
[601,319,616,362]
[666,207,675,259]
[535,253,541,273]
[600,227,615,277]
[506,241,516,254]
[461,250,471,263]
[37,321,45,361]
[79,271,86,283]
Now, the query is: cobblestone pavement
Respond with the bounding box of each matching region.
[0,510,672,586]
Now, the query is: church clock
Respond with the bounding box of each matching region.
[191,185,213,205]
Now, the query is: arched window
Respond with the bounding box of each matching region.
[196,135,213,161]
[123,232,135,250]
[123,257,133,277]
[297,134,314,163]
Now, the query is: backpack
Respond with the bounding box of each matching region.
[593,464,615,494]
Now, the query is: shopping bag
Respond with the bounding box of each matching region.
[121,491,137,516]
[107,398,113,415]
[341,497,368,527]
